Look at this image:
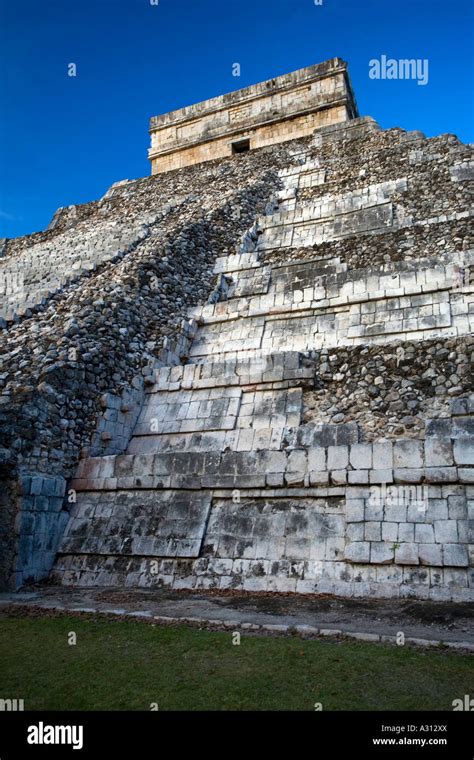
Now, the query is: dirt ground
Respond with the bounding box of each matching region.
[0,585,472,647]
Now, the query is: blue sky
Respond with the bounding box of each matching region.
[1,0,473,238]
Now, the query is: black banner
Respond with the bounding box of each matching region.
[0,711,472,758]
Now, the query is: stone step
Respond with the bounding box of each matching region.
[57,433,472,594]
[195,257,468,327]
[277,168,327,196]
[257,202,396,251]
[195,270,455,326]
[288,423,360,448]
[278,158,322,178]
[129,386,302,448]
[127,427,286,455]
[72,450,291,490]
[193,257,346,321]
[259,178,408,231]
[148,351,313,393]
[187,293,460,359]
[213,251,261,275]
[0,222,150,320]
[71,433,473,494]
[184,254,474,361]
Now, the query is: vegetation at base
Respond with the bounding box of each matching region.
[0,616,472,711]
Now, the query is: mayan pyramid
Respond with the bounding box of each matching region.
[0,58,472,601]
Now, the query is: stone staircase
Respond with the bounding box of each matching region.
[51,122,474,600]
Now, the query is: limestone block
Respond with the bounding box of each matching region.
[394,440,423,469]
[325,537,346,561]
[349,443,372,470]
[381,522,398,542]
[370,542,394,564]
[284,471,305,487]
[394,469,425,484]
[443,544,469,567]
[414,523,435,543]
[327,445,349,470]
[41,479,57,497]
[457,519,469,543]
[345,500,365,522]
[114,455,135,477]
[309,471,329,485]
[363,493,383,519]
[405,501,426,525]
[454,440,474,466]
[346,523,364,541]
[30,477,44,496]
[467,500,474,521]
[348,470,369,484]
[418,543,443,566]
[331,470,347,485]
[365,521,382,541]
[395,543,419,565]
[384,503,407,522]
[369,469,393,484]
[287,450,307,473]
[267,473,284,487]
[434,520,458,543]
[236,429,255,452]
[451,396,474,416]
[443,568,469,587]
[426,498,449,521]
[262,450,287,473]
[447,495,467,519]
[459,468,474,483]
[425,467,458,483]
[308,447,326,471]
[425,439,454,467]
[345,542,370,563]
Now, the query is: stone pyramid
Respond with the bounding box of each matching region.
[1,80,473,601]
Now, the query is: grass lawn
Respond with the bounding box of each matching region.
[0,615,472,711]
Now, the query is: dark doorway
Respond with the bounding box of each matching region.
[232,139,250,155]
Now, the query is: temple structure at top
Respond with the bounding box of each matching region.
[148,57,359,174]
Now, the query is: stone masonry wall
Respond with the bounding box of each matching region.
[56,431,473,599]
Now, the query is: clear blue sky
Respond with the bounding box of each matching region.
[1,0,473,238]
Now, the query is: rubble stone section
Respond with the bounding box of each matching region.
[148,58,358,174]
[49,116,474,601]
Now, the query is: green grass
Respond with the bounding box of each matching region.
[0,616,472,711]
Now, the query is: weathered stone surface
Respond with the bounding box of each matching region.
[345,542,371,563]
[443,544,469,567]
[395,543,420,565]
[454,440,474,466]
[425,439,454,468]
[370,542,394,564]
[418,543,443,566]
[394,441,424,469]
